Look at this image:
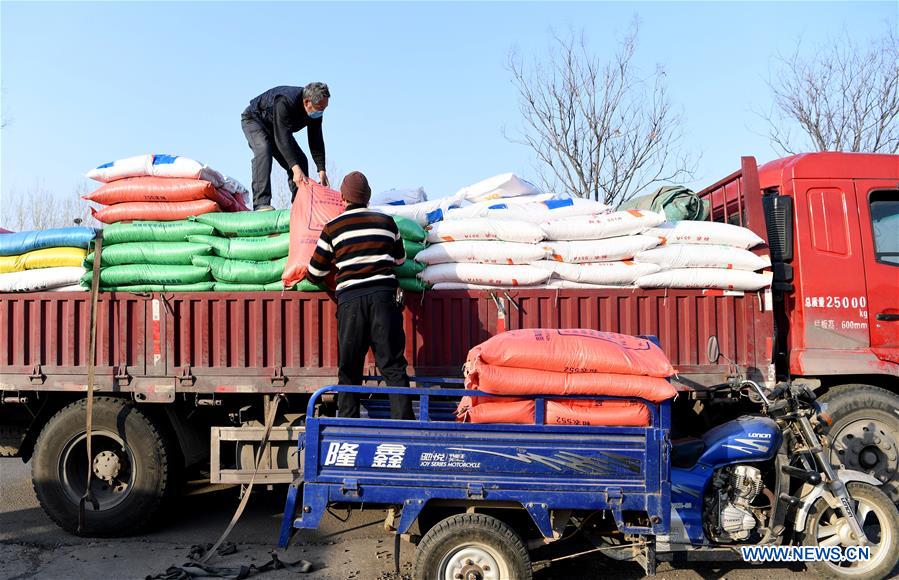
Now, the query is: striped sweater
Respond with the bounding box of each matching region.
[306,205,405,298]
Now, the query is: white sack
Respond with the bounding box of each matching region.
[455,173,540,202]
[541,210,665,241]
[446,197,609,224]
[420,263,550,286]
[416,241,546,266]
[636,268,773,291]
[444,193,558,220]
[426,219,545,244]
[534,260,661,285]
[86,154,248,197]
[0,267,87,292]
[430,280,631,290]
[542,234,661,263]
[373,195,462,226]
[47,284,87,292]
[645,221,765,249]
[635,244,771,271]
[371,187,427,206]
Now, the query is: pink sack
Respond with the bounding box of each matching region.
[282,181,344,288]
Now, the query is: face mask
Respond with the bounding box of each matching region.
[308,109,323,119]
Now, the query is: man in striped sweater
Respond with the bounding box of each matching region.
[306,171,414,420]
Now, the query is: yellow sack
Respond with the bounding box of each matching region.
[0,247,88,273]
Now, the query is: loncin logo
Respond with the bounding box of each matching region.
[741,546,870,562]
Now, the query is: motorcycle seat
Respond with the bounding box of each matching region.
[671,437,706,469]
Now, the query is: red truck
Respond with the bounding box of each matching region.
[1,152,897,537]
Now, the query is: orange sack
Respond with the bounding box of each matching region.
[466,361,677,403]
[282,180,344,288]
[464,398,650,427]
[468,329,675,378]
[83,177,248,212]
[91,199,221,224]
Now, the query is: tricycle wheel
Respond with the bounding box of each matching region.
[802,481,899,579]
[414,513,532,580]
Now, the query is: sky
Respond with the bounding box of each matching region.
[1,1,896,212]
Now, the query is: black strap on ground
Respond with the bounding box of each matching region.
[146,552,312,580]
[78,231,103,533]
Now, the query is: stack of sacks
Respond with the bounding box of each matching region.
[82,220,217,291]
[0,227,94,292]
[371,187,427,207]
[534,209,667,288]
[458,329,677,427]
[418,219,551,288]
[84,154,249,224]
[634,221,771,291]
[186,210,321,291]
[392,216,428,292]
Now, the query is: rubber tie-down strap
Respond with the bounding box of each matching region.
[78,230,103,533]
[146,553,312,580]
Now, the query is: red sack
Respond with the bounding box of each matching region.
[282,180,344,288]
[91,199,220,224]
[467,329,675,378]
[466,361,676,403]
[464,398,650,427]
[84,177,247,212]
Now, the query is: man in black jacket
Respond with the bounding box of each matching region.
[241,82,331,210]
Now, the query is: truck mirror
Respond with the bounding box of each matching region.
[707,336,720,363]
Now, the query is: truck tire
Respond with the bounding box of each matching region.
[414,513,532,580]
[31,396,173,537]
[801,481,899,579]
[819,384,899,502]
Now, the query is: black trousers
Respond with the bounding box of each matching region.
[240,112,308,209]
[337,290,414,420]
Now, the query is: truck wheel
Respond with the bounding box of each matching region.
[819,385,899,502]
[31,397,173,537]
[414,513,532,580]
[802,481,899,579]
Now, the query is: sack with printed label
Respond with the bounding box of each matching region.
[534,260,660,285]
[635,268,772,291]
[426,219,545,244]
[460,398,651,427]
[419,263,551,287]
[542,234,660,263]
[446,197,609,224]
[86,154,248,198]
[92,199,220,224]
[541,210,665,241]
[83,176,247,212]
[454,173,540,202]
[372,195,463,226]
[0,247,88,273]
[0,267,87,292]
[416,241,546,266]
[443,193,559,220]
[645,221,765,249]
[635,244,770,271]
[467,328,675,378]
[282,181,344,288]
[371,187,428,206]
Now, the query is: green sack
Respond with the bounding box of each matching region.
[295,279,327,292]
[618,186,710,222]
[403,239,425,259]
[194,210,291,237]
[81,264,212,287]
[187,233,290,261]
[101,220,216,245]
[399,277,429,292]
[85,242,212,267]
[192,255,286,284]
[96,282,216,293]
[394,260,425,278]
[393,216,426,242]
[213,281,287,292]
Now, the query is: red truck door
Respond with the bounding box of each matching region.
[857,183,899,364]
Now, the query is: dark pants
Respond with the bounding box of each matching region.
[240,112,308,209]
[337,290,414,420]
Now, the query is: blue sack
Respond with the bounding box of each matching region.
[0,227,96,256]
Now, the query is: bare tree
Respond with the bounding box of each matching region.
[1,181,99,232]
[507,24,694,206]
[764,28,899,154]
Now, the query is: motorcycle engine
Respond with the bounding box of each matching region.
[705,465,765,542]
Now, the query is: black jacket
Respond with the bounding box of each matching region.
[245,86,325,173]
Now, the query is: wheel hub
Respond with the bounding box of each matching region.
[443,546,501,580]
[832,420,898,483]
[92,450,122,482]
